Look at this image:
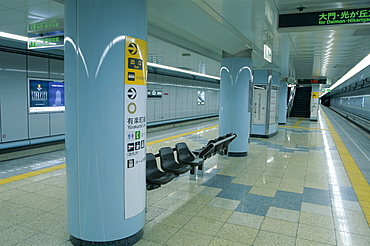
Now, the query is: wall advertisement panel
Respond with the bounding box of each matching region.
[29,78,64,113]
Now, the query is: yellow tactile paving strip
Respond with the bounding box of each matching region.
[0,163,66,185]
[147,125,217,146]
[322,110,370,226]
[292,118,304,127]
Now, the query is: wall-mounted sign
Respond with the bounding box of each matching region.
[321,88,331,92]
[197,91,205,105]
[298,79,327,84]
[279,8,370,30]
[263,44,272,63]
[124,36,147,220]
[147,89,162,98]
[28,35,64,50]
[312,92,319,99]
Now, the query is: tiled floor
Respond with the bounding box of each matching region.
[1,109,370,245]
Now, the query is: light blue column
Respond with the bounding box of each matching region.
[278,81,288,124]
[219,50,253,156]
[65,0,147,244]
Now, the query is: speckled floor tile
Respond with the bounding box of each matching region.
[165,229,214,246]
[336,230,370,246]
[142,222,179,244]
[208,197,241,210]
[215,223,258,245]
[333,216,370,235]
[15,232,68,246]
[182,216,224,236]
[249,186,277,197]
[209,237,249,246]
[260,217,298,236]
[300,202,332,217]
[297,223,336,245]
[227,211,264,229]
[193,185,222,196]
[197,205,233,222]
[253,230,296,246]
[295,237,335,246]
[0,224,38,245]
[299,211,334,229]
[266,207,300,222]
[152,210,193,228]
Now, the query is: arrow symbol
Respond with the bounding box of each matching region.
[127,87,137,99]
[128,43,138,55]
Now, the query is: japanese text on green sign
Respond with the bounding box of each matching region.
[318,9,370,25]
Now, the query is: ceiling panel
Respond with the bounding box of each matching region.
[0,0,369,84]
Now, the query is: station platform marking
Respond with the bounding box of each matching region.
[279,117,329,131]
[292,118,304,127]
[0,125,218,185]
[0,163,66,185]
[322,110,370,226]
[146,125,217,146]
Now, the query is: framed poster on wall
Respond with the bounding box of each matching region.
[29,78,65,113]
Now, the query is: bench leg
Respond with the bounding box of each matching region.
[189,166,196,180]
[223,148,229,159]
[197,163,204,178]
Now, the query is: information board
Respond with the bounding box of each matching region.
[28,35,64,50]
[253,85,267,125]
[269,86,278,124]
[124,36,147,219]
[279,8,370,29]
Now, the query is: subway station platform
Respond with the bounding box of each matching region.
[1,107,370,245]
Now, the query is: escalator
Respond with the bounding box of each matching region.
[289,86,311,118]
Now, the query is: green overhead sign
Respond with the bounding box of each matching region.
[28,18,64,33]
[28,35,64,49]
[279,8,370,29]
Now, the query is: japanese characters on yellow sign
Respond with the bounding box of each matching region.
[125,37,147,86]
[312,92,319,99]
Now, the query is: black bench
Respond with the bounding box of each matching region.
[145,133,237,190]
[146,153,176,190]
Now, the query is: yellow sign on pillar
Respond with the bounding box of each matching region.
[125,36,147,86]
[312,92,319,98]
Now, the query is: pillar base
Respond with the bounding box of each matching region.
[228,152,248,157]
[70,229,143,246]
[250,131,278,138]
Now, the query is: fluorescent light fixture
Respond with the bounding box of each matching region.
[0,31,28,42]
[330,53,370,91]
[147,62,220,80]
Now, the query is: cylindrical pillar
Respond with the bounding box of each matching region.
[219,51,253,156]
[278,81,288,124]
[65,0,147,244]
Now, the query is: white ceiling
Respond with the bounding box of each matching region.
[1,0,370,85]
